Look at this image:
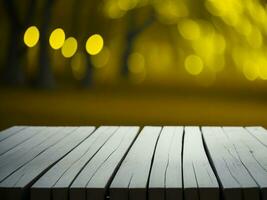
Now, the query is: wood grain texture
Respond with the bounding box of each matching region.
[69,126,139,200]
[31,126,119,200]
[246,126,267,146]
[183,127,219,200]
[148,126,183,200]
[0,127,95,200]
[110,126,162,200]
[224,127,267,200]
[0,125,266,200]
[202,127,259,200]
[0,126,43,156]
[0,127,76,182]
[0,126,26,142]
[0,127,62,169]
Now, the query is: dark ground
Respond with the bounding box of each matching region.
[0,86,267,130]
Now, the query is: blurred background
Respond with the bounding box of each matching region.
[1,0,267,130]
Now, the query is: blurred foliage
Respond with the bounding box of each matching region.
[1,0,267,90]
[2,0,267,129]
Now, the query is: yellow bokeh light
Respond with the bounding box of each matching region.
[24,26,40,47]
[235,18,252,36]
[86,34,104,55]
[71,52,87,80]
[178,19,200,40]
[128,52,146,84]
[257,58,267,80]
[215,34,226,55]
[49,28,65,50]
[21,0,267,84]
[247,27,262,48]
[61,37,78,58]
[91,47,110,68]
[128,52,145,74]
[205,0,243,18]
[243,60,258,81]
[155,1,188,24]
[104,1,125,19]
[185,55,203,75]
[212,55,225,72]
[259,66,267,80]
[118,0,137,11]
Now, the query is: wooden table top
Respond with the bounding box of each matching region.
[0,126,266,200]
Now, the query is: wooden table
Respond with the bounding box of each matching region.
[0,126,266,200]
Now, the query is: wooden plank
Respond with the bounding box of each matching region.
[0,126,27,142]
[246,126,267,146]
[148,126,183,200]
[223,127,267,200]
[110,126,161,200]
[0,126,43,156]
[202,127,259,200]
[0,126,95,200]
[69,126,139,200]
[31,126,119,200]
[0,127,77,182]
[0,127,62,168]
[183,127,219,200]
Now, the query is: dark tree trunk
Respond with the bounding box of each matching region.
[121,11,154,78]
[1,0,25,85]
[2,0,37,86]
[81,3,96,88]
[36,0,55,88]
[2,26,25,85]
[121,28,135,77]
[81,55,93,87]
[70,0,94,88]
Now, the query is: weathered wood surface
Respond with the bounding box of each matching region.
[0,126,95,200]
[0,126,26,142]
[31,126,119,200]
[0,127,70,180]
[202,127,259,200]
[148,126,183,200]
[110,126,161,200]
[183,127,219,200]
[70,126,139,200]
[0,126,43,156]
[224,127,267,200]
[0,126,267,200]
